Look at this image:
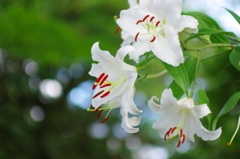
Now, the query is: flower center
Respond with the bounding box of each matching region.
[91,73,127,99]
[88,99,118,124]
[164,127,186,147]
[134,15,162,42]
[164,109,187,147]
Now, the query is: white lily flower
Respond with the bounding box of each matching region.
[117,0,198,66]
[90,97,141,133]
[148,89,222,147]
[88,42,142,132]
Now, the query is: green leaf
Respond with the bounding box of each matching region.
[230,46,240,71]
[168,56,199,98]
[198,89,209,105]
[162,62,189,95]
[136,53,156,69]
[210,34,230,44]
[212,92,240,130]
[184,12,221,29]
[185,28,236,43]
[225,8,240,24]
[198,89,211,128]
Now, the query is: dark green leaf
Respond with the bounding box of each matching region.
[184,12,221,29]
[168,56,199,98]
[230,46,240,71]
[198,89,211,128]
[185,28,236,43]
[198,89,209,105]
[210,34,230,44]
[212,92,240,130]
[162,62,189,95]
[225,8,240,24]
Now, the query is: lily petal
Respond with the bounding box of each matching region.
[160,89,182,112]
[151,24,184,66]
[121,87,142,114]
[120,108,141,133]
[192,104,211,118]
[153,111,183,139]
[194,119,222,141]
[91,42,119,67]
[175,15,199,33]
[116,45,135,61]
[129,40,151,63]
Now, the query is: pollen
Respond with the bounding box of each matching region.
[100,117,110,124]
[150,16,155,22]
[150,36,156,42]
[135,32,140,42]
[100,74,109,86]
[92,90,104,99]
[115,27,121,34]
[92,73,105,89]
[100,91,110,98]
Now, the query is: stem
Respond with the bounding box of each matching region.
[189,55,200,98]
[146,70,167,78]
[186,44,238,51]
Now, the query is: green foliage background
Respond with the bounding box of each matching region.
[0,0,240,159]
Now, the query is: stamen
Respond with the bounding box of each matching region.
[164,128,173,140]
[171,127,177,134]
[100,84,111,88]
[94,106,102,113]
[142,15,150,22]
[136,20,143,25]
[176,139,181,147]
[156,21,161,27]
[150,16,155,22]
[100,91,110,98]
[99,75,108,86]
[180,129,183,138]
[96,110,104,119]
[92,73,105,89]
[90,105,93,108]
[100,117,109,124]
[227,115,240,146]
[135,32,140,42]
[92,90,104,99]
[181,134,186,144]
[150,36,156,42]
[115,27,121,34]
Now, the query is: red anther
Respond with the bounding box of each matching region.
[136,20,143,25]
[150,16,155,22]
[181,134,186,144]
[99,75,108,86]
[164,128,172,140]
[142,15,150,22]
[94,106,102,113]
[100,91,110,98]
[180,129,183,138]
[100,84,111,88]
[176,140,181,147]
[100,117,110,124]
[227,142,232,146]
[135,32,140,42]
[90,105,93,108]
[156,21,161,27]
[150,36,156,42]
[171,127,177,134]
[92,73,105,89]
[92,90,104,99]
[115,27,121,34]
[92,84,97,90]
[96,110,103,119]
